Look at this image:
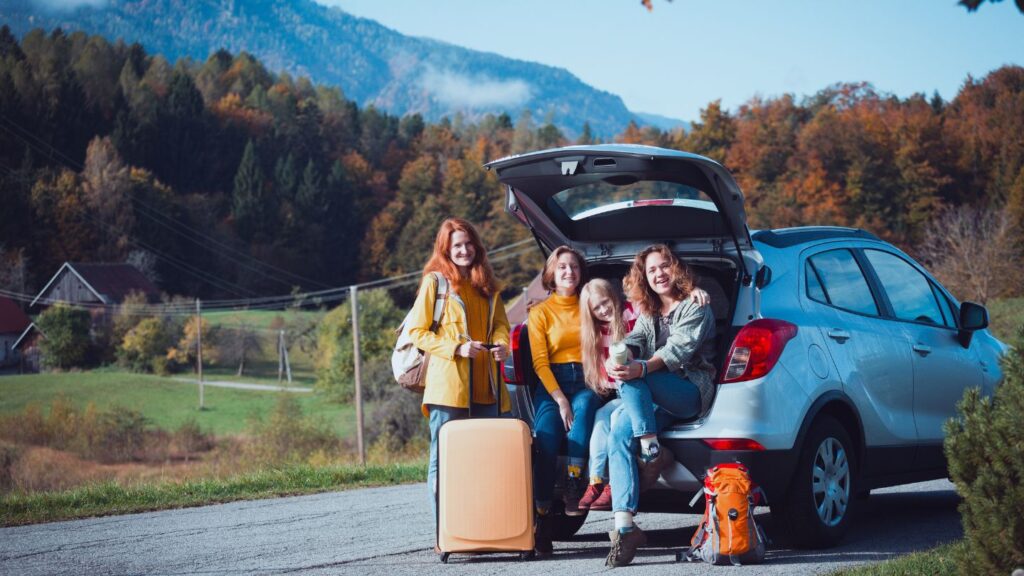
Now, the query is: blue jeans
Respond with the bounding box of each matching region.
[426,402,501,512]
[588,398,621,483]
[532,363,601,507]
[609,371,700,513]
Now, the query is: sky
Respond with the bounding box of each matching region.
[317,0,1024,123]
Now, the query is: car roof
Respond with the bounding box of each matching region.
[752,227,881,249]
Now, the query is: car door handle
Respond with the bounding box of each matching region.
[827,329,851,342]
[912,344,932,356]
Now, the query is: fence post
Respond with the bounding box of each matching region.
[196,298,204,410]
[350,286,365,465]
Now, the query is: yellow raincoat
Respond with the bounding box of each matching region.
[407,274,511,416]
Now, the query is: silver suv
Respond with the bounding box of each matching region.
[486,144,1006,548]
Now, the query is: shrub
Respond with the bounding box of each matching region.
[0,440,22,491]
[945,325,1024,575]
[36,304,92,369]
[118,317,174,373]
[245,395,341,465]
[315,289,403,403]
[367,387,429,456]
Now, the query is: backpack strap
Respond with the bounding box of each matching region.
[429,272,448,331]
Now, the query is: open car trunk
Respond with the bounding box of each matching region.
[506,257,739,425]
[491,145,753,424]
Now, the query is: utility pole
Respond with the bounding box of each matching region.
[196,298,204,410]
[277,329,284,384]
[350,286,365,465]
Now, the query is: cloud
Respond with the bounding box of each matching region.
[419,66,532,109]
[30,0,108,11]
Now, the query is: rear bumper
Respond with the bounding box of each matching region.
[658,439,800,503]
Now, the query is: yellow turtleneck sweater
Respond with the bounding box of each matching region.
[527,293,582,394]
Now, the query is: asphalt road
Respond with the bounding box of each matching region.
[0,479,962,576]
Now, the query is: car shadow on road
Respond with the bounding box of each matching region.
[566,486,963,568]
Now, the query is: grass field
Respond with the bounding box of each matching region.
[0,371,362,437]
[830,541,962,575]
[986,296,1024,342]
[0,461,426,526]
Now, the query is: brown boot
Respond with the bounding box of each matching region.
[605,526,647,567]
[637,446,674,491]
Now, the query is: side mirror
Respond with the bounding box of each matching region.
[957,301,989,348]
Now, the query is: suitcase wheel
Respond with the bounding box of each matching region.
[520,551,534,561]
[440,552,450,564]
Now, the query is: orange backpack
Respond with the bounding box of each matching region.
[681,463,768,566]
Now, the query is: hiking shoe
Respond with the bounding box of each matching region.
[563,476,586,517]
[605,526,647,567]
[534,513,553,557]
[577,483,603,511]
[638,445,674,491]
[589,483,613,511]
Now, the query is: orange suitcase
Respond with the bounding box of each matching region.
[436,417,534,562]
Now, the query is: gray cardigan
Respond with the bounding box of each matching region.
[623,299,717,414]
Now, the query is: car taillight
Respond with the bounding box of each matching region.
[504,324,524,384]
[703,438,766,451]
[720,319,797,383]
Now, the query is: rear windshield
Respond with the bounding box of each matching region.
[552,180,717,221]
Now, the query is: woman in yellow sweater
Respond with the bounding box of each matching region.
[407,218,510,510]
[527,245,601,556]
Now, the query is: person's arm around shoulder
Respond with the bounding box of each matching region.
[407,274,460,360]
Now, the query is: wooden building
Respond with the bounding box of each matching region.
[30,262,161,308]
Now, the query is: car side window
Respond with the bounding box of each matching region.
[806,249,879,316]
[805,261,828,303]
[863,249,950,327]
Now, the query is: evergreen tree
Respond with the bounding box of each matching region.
[232,140,269,242]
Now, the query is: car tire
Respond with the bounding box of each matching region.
[771,415,857,548]
[548,504,589,541]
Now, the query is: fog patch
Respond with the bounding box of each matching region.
[420,66,532,109]
[30,0,109,11]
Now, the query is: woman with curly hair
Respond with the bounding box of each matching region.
[602,244,717,567]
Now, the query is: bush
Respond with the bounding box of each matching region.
[245,395,341,465]
[367,387,429,456]
[118,317,175,373]
[0,440,22,491]
[36,304,92,369]
[315,289,403,403]
[945,324,1024,575]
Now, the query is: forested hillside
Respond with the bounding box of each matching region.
[1,0,640,138]
[0,27,1022,304]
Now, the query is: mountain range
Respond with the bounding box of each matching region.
[3,0,688,137]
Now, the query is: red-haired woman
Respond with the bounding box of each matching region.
[603,244,716,567]
[406,218,511,513]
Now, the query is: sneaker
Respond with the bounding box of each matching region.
[577,483,603,511]
[589,483,613,511]
[605,526,647,567]
[563,476,586,517]
[638,446,674,491]
[534,513,553,557]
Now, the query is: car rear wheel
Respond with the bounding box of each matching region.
[772,415,857,548]
[549,502,589,540]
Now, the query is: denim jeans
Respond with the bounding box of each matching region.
[608,370,700,513]
[532,362,601,506]
[588,398,622,483]
[426,402,501,513]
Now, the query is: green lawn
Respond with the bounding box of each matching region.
[0,371,362,437]
[830,541,963,575]
[201,309,324,331]
[0,461,427,526]
[986,296,1024,342]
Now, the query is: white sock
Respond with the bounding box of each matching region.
[614,511,634,531]
[639,436,659,456]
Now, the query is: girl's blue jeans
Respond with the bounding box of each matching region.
[609,370,700,513]
[532,362,601,507]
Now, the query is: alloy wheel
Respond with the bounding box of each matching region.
[812,437,850,527]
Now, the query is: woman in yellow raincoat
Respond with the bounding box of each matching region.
[407,218,511,506]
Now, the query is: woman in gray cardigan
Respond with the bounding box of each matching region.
[602,244,716,567]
